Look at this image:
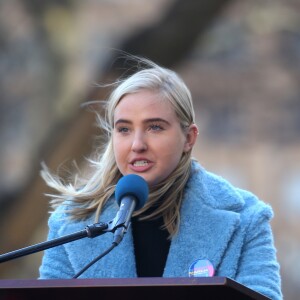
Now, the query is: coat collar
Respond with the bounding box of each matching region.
[189,160,245,211]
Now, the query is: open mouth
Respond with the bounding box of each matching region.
[133,160,149,167]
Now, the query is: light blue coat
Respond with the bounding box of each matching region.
[39,162,282,300]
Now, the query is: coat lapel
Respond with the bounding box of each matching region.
[63,199,137,278]
[164,163,244,277]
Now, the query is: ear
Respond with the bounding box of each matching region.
[183,124,199,153]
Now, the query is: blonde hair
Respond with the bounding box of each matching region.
[42,57,196,237]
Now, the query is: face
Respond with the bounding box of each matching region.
[113,89,197,187]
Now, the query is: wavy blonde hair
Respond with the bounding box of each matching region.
[42,57,196,237]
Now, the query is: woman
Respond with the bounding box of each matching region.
[39,58,282,300]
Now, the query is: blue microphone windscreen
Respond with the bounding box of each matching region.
[115,174,149,210]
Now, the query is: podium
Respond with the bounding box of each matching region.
[0,277,270,300]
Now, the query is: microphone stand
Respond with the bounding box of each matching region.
[0,221,115,264]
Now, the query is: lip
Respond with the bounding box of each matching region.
[129,158,154,172]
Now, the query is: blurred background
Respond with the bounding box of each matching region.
[0,0,299,298]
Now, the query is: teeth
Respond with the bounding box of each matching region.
[133,160,148,167]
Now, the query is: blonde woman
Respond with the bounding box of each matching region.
[39,58,282,300]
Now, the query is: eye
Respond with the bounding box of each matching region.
[116,126,130,133]
[149,124,164,131]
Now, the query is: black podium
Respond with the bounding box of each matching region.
[0,277,270,300]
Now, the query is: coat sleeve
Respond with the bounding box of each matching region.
[39,208,75,279]
[235,200,282,300]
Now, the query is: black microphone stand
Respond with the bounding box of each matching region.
[0,221,115,264]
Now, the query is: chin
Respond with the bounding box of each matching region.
[136,174,155,187]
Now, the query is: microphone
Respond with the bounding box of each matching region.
[112,174,149,245]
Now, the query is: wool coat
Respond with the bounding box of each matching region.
[39,161,282,300]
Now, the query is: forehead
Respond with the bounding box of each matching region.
[114,90,176,120]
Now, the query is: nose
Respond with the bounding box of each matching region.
[131,131,147,152]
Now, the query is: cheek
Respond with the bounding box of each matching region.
[159,137,185,165]
[113,136,132,173]
[112,137,124,164]
[166,132,186,153]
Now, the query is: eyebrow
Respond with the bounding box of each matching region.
[114,118,171,126]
